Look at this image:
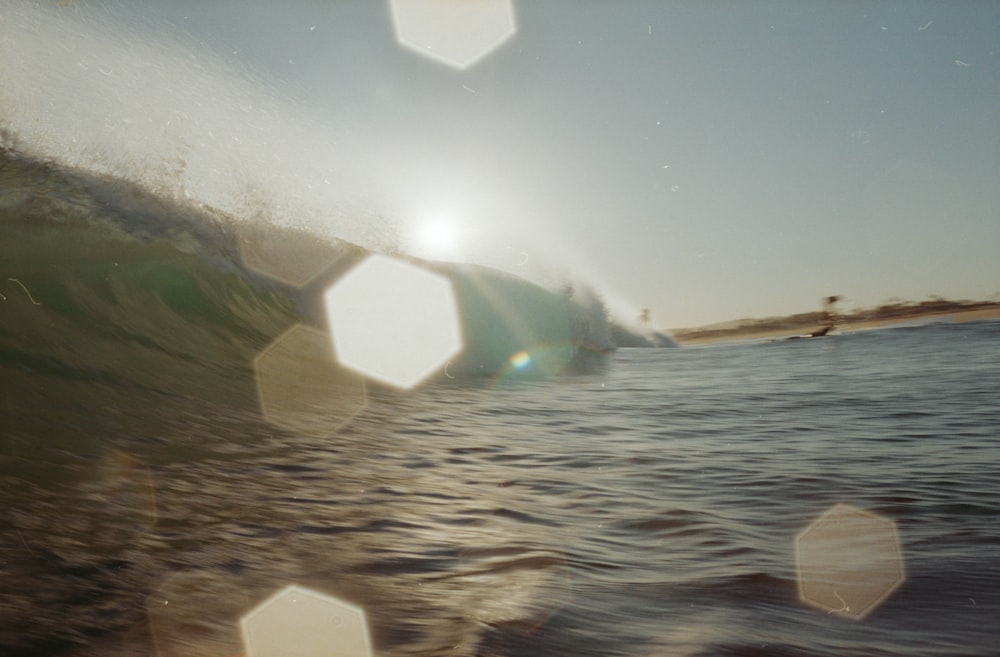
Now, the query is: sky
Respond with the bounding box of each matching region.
[5,0,999,328]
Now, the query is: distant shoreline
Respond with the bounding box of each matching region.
[670,301,1000,346]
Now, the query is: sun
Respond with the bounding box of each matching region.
[407,214,463,259]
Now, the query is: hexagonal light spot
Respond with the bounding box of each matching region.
[98,449,158,537]
[324,255,463,389]
[254,325,367,435]
[795,503,905,620]
[239,224,342,287]
[241,585,372,657]
[147,570,250,657]
[389,0,516,69]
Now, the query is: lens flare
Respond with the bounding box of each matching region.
[389,0,517,69]
[509,350,532,369]
[492,343,578,385]
[241,585,372,657]
[324,254,464,389]
[795,503,905,620]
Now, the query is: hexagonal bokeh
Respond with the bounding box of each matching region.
[239,223,342,287]
[324,255,463,389]
[241,585,372,657]
[389,0,516,69]
[795,503,905,620]
[10,450,159,557]
[254,324,367,435]
[96,449,158,543]
[147,570,251,657]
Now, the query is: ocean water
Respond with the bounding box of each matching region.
[2,149,999,657]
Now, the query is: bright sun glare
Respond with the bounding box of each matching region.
[409,215,462,259]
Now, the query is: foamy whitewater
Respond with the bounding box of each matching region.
[3,3,999,657]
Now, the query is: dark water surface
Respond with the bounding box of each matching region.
[4,316,999,656]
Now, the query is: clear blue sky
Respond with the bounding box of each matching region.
[6,1,999,327]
